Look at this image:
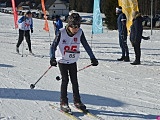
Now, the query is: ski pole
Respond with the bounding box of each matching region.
[30,66,52,89]
[56,64,92,81]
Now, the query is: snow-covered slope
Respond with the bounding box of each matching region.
[0,12,160,120]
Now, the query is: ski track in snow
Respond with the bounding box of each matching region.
[0,12,160,120]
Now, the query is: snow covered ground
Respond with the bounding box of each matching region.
[0,12,160,120]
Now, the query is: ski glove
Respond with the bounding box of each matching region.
[31,29,33,33]
[142,36,150,40]
[50,58,57,66]
[91,58,98,66]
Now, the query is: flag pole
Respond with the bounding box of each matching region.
[151,0,153,35]
[91,33,93,48]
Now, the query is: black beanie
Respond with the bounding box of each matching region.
[26,10,31,15]
[68,13,81,26]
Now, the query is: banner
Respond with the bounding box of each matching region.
[92,0,103,34]
[118,0,139,31]
[41,0,49,32]
[11,0,18,29]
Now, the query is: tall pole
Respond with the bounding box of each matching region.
[151,0,153,35]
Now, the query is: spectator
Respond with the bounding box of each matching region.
[116,6,130,62]
[53,15,63,36]
[130,11,149,65]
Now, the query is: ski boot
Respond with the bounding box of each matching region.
[29,50,34,55]
[124,56,130,62]
[117,56,125,61]
[74,102,86,111]
[60,103,71,113]
[130,60,141,65]
[16,47,19,54]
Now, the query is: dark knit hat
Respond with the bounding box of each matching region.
[68,13,81,27]
[55,15,60,18]
[116,6,122,12]
[26,10,32,15]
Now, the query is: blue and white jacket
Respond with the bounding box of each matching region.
[18,16,33,30]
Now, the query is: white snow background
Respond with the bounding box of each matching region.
[0,12,160,120]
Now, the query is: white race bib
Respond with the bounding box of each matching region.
[63,50,80,61]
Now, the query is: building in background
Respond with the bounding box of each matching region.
[37,0,69,19]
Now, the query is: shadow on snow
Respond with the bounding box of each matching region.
[0,88,157,119]
[0,64,14,68]
[0,88,123,107]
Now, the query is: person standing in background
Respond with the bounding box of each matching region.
[53,15,63,36]
[16,10,33,54]
[116,6,130,62]
[130,11,150,65]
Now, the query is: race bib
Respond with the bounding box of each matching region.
[63,50,80,61]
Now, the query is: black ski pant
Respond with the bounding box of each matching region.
[16,29,31,51]
[133,42,141,62]
[58,62,81,104]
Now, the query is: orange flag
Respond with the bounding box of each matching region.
[41,0,49,32]
[11,0,18,29]
[43,19,49,32]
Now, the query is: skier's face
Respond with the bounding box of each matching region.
[26,13,32,18]
[69,25,80,34]
[116,8,121,15]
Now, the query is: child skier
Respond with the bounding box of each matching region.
[16,10,33,54]
[53,15,63,36]
[50,13,98,113]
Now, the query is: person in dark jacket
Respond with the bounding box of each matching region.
[53,15,63,36]
[50,13,98,113]
[130,11,149,65]
[116,6,130,62]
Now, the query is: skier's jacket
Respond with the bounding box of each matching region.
[18,16,33,31]
[50,26,96,64]
[130,13,143,44]
[55,18,63,34]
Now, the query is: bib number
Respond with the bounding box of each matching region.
[63,51,80,60]
[63,45,80,61]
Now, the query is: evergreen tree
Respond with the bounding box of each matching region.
[69,0,77,11]
[83,0,93,13]
[77,0,83,12]
[102,0,118,30]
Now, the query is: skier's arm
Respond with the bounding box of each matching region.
[121,14,127,36]
[134,20,139,41]
[30,18,33,29]
[18,16,25,23]
[80,31,96,59]
[50,32,61,59]
[56,20,63,30]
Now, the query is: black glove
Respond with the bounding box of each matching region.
[31,29,33,33]
[50,58,57,66]
[91,58,98,66]
[142,36,150,40]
